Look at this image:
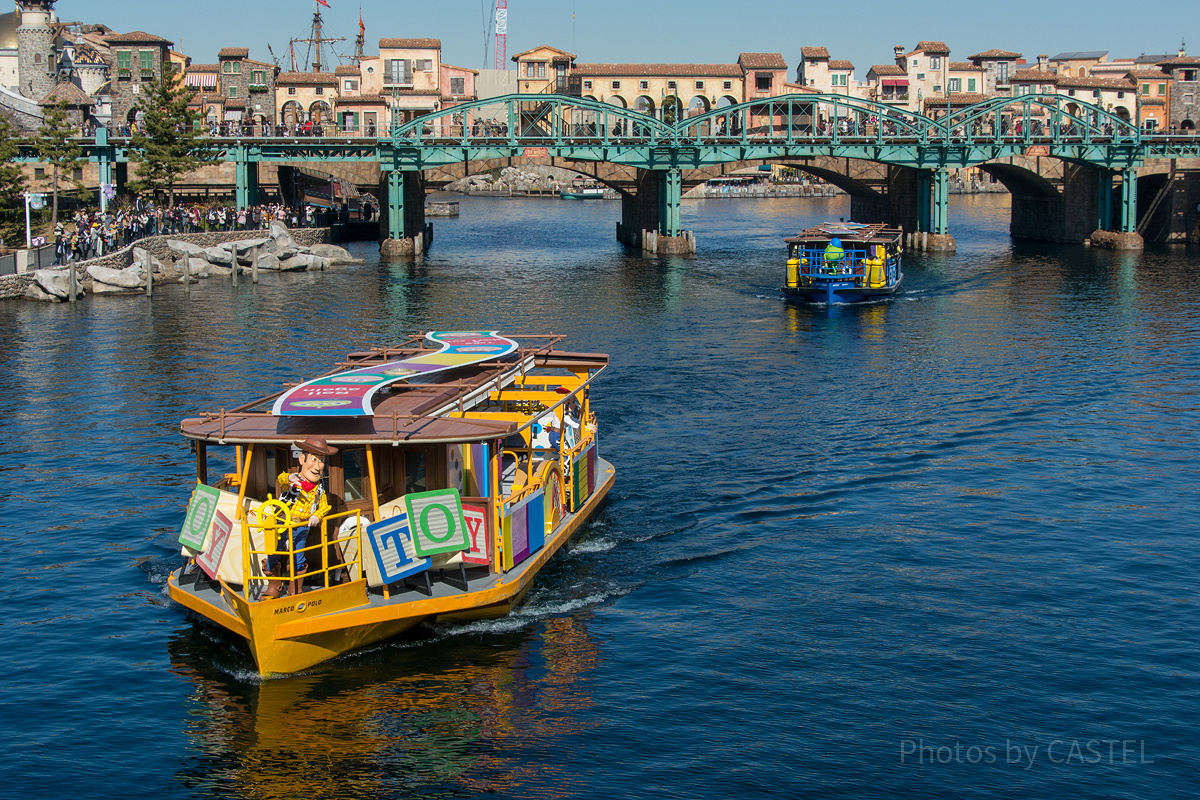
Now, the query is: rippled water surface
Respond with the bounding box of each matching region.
[2,194,1197,798]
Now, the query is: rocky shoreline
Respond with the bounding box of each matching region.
[2,223,364,302]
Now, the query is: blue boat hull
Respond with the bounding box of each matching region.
[781,274,903,304]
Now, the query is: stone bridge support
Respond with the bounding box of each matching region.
[616,168,695,254]
[1137,160,1200,243]
[378,171,432,259]
[843,165,955,251]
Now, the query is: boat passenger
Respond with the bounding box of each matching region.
[823,238,845,274]
[262,437,337,599]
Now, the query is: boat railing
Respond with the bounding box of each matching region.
[787,246,899,288]
[240,503,367,600]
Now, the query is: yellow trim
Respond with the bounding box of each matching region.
[273,460,614,640]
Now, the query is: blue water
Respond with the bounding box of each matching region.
[2,194,1197,798]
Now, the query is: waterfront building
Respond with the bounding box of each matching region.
[213,48,276,126]
[967,49,1022,96]
[795,47,858,97]
[104,30,173,129]
[897,41,951,112]
[865,63,908,107]
[1055,75,1136,122]
[1125,67,1171,131]
[1048,51,1108,78]
[511,45,576,94]
[15,0,55,100]
[1011,64,1059,96]
[276,69,338,126]
[1156,50,1200,131]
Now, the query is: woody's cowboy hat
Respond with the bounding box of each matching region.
[293,436,338,457]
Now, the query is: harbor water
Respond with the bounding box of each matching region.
[1,194,1196,798]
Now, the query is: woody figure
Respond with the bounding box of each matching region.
[262,436,337,599]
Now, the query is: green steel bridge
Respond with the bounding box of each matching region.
[19,93,1200,246]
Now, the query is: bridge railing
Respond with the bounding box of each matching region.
[934,94,1142,147]
[674,94,945,146]
[390,94,676,148]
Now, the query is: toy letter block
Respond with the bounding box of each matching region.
[194,510,233,580]
[571,445,597,512]
[366,514,431,583]
[461,503,491,565]
[501,490,544,571]
[405,488,470,556]
[180,483,221,551]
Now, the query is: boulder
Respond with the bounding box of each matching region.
[231,238,270,254]
[204,263,232,276]
[132,247,167,274]
[25,282,60,302]
[167,240,206,259]
[201,247,233,266]
[92,280,142,295]
[308,243,357,263]
[268,220,298,252]
[255,252,281,271]
[88,264,145,289]
[32,268,71,299]
[278,254,311,271]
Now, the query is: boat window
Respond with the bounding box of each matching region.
[404,450,426,494]
[342,447,368,502]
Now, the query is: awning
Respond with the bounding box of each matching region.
[184,74,218,89]
[882,78,909,86]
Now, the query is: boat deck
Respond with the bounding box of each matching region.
[172,457,616,632]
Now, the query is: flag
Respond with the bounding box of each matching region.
[359,13,365,38]
[316,0,330,7]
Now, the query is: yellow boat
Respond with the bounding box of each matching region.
[167,331,614,677]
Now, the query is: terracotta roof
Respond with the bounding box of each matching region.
[739,52,787,69]
[969,49,1021,60]
[1158,55,1200,66]
[800,47,830,59]
[335,94,389,104]
[907,41,950,56]
[829,60,854,70]
[244,58,274,69]
[223,98,246,108]
[442,62,480,74]
[1012,69,1058,83]
[1057,75,1135,89]
[276,71,339,85]
[924,92,986,108]
[39,82,95,106]
[105,31,173,45]
[335,65,360,75]
[1126,68,1169,79]
[868,64,906,77]
[218,47,249,59]
[510,45,576,61]
[379,38,440,49]
[188,63,220,73]
[949,61,982,71]
[573,63,743,77]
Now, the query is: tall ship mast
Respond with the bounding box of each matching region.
[289,1,346,72]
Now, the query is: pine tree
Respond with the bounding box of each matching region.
[128,71,217,207]
[0,112,28,245]
[35,101,84,228]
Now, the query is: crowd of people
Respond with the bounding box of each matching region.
[52,202,326,265]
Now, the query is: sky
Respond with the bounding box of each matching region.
[63,0,1192,77]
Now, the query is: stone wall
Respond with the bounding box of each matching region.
[0,273,35,300]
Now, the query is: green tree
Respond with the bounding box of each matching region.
[0,112,28,245]
[128,71,217,207]
[662,95,683,126]
[35,101,85,227]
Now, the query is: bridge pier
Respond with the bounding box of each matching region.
[378,170,432,258]
[234,157,260,210]
[617,168,696,254]
[848,166,955,251]
[1089,168,1144,249]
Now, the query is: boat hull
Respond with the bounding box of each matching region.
[782,274,903,304]
[168,458,616,676]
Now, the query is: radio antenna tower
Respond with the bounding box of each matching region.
[494,0,507,69]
